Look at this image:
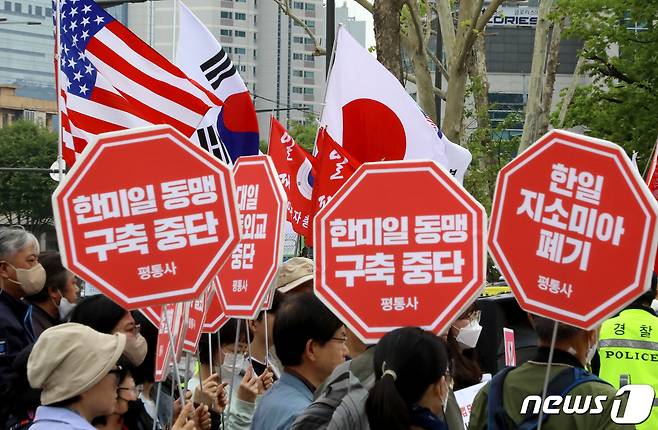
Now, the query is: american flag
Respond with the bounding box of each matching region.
[53,0,221,166]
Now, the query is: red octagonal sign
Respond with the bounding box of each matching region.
[52,125,241,309]
[217,155,287,319]
[315,160,487,344]
[489,130,658,329]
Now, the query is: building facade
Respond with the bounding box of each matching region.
[0,0,57,101]
[335,1,365,48]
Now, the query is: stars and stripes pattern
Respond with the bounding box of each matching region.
[54,0,220,165]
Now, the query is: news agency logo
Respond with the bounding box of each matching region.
[521,384,655,424]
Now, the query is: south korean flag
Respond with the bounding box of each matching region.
[176,2,260,164]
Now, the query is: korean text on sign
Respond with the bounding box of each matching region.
[331,214,468,287]
[76,175,220,266]
[517,164,624,272]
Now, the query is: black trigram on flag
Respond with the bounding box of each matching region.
[200,48,237,90]
[197,124,232,164]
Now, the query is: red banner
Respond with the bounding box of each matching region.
[268,116,315,244]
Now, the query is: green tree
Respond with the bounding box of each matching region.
[0,121,58,235]
[287,115,319,153]
[555,0,658,169]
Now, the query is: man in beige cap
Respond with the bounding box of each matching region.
[27,323,126,429]
[276,257,314,294]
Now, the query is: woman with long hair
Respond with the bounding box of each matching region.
[366,327,454,430]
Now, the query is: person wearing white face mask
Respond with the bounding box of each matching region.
[446,305,484,390]
[0,227,44,425]
[25,252,81,338]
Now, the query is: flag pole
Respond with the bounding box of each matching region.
[55,0,64,181]
[171,0,178,60]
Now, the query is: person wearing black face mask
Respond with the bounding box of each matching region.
[0,227,44,427]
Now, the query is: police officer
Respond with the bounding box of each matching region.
[597,272,658,429]
[0,227,45,425]
[468,315,630,430]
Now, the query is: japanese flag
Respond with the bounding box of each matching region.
[321,27,471,183]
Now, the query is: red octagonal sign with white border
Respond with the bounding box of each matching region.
[315,160,487,344]
[52,125,241,309]
[489,130,658,329]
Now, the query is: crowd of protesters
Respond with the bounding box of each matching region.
[1,226,654,430]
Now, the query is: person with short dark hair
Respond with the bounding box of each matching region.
[251,292,349,430]
[25,251,79,337]
[468,315,630,430]
[27,323,126,429]
[596,272,658,429]
[366,327,454,430]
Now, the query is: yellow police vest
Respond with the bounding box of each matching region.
[598,308,658,430]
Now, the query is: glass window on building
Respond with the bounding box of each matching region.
[4,1,10,10]
[293,87,303,94]
[35,5,41,15]
[220,11,233,19]
[293,53,303,60]
[293,36,304,44]
[220,29,233,36]
[304,71,314,78]
[293,1,303,8]
[45,7,51,16]
[488,92,524,139]
[235,47,246,54]
[303,54,314,61]
[235,30,246,37]
[235,12,246,20]
[226,46,233,53]
[303,88,314,95]
[305,19,315,28]
[14,2,21,13]
[304,37,313,45]
[305,3,315,11]
[293,70,303,77]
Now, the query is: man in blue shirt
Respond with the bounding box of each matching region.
[251,292,349,430]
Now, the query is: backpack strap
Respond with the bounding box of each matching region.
[486,366,516,430]
[516,367,611,430]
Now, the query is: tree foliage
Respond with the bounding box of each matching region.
[0,121,58,235]
[555,0,658,168]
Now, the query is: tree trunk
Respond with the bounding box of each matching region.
[538,18,563,134]
[436,0,456,71]
[469,34,492,149]
[441,0,477,143]
[374,0,405,82]
[518,0,554,153]
[403,0,437,123]
[557,53,585,128]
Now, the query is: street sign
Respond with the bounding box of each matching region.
[489,130,658,329]
[182,292,209,354]
[203,279,229,333]
[52,125,241,309]
[314,160,487,343]
[154,302,186,382]
[217,155,286,318]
